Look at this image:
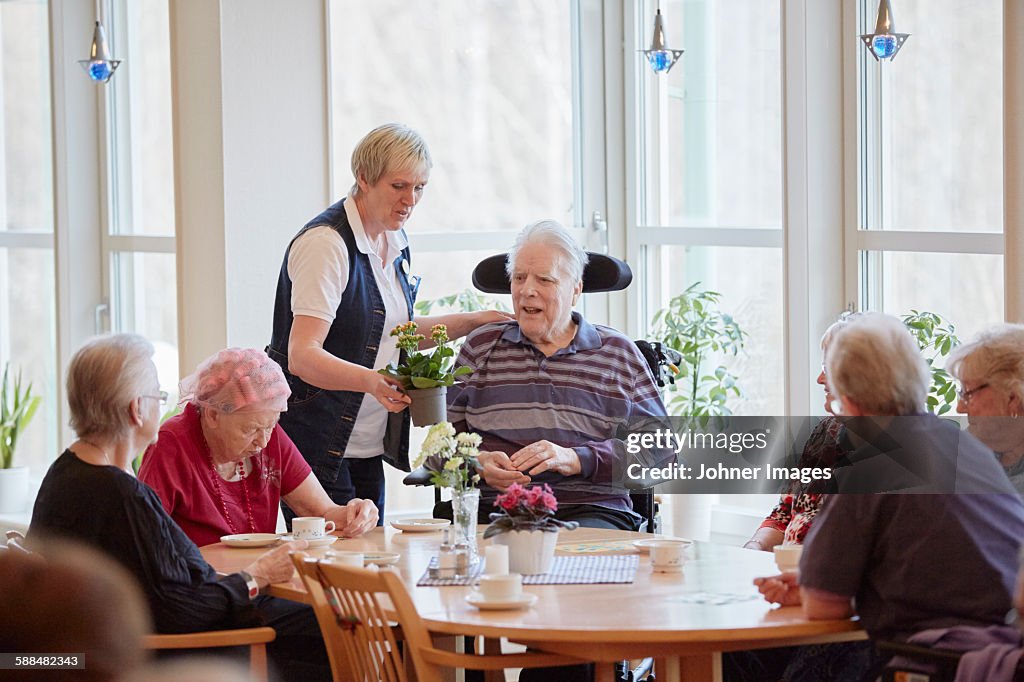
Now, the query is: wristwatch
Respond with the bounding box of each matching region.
[239,570,260,600]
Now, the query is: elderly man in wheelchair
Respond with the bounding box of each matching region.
[433,219,672,531]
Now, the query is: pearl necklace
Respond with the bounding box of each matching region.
[204,437,257,535]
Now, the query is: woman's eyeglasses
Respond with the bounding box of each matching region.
[957,383,990,405]
[141,390,169,406]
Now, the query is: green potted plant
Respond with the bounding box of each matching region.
[379,322,472,426]
[649,282,748,420]
[901,310,961,415]
[0,363,41,514]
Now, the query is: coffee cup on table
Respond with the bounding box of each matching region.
[292,517,336,540]
[326,551,364,568]
[649,540,686,573]
[773,544,803,574]
[477,573,522,602]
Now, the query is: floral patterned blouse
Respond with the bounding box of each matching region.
[759,416,845,545]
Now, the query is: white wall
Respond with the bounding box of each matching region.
[171,0,331,373]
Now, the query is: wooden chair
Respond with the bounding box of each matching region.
[292,552,582,681]
[6,530,276,681]
[143,628,276,681]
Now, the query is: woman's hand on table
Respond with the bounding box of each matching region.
[245,539,308,588]
[328,499,379,537]
[477,450,531,490]
[754,572,802,607]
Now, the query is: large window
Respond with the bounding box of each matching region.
[0,0,56,477]
[106,0,179,396]
[856,0,1003,339]
[635,0,784,415]
[328,0,583,513]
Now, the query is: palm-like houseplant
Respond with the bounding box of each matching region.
[0,363,41,514]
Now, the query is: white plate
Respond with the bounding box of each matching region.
[364,551,401,566]
[390,518,451,533]
[280,534,338,548]
[633,538,692,553]
[220,533,281,548]
[465,592,539,611]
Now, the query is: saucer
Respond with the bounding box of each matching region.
[280,534,338,548]
[220,533,281,548]
[633,538,692,553]
[390,518,451,533]
[465,592,538,611]
[364,551,401,566]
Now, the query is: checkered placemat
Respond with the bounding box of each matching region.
[416,554,638,586]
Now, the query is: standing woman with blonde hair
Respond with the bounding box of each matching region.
[267,123,509,521]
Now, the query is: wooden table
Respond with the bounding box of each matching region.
[202,526,864,682]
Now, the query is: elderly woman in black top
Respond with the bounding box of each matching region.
[29,333,328,680]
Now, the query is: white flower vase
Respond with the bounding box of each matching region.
[494,529,558,575]
[407,386,447,427]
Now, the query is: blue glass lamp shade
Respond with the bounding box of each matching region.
[640,9,684,75]
[646,50,680,74]
[871,35,898,59]
[860,0,909,62]
[85,60,116,82]
[77,21,121,83]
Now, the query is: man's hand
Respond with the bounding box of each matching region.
[245,539,308,589]
[364,369,411,413]
[327,499,379,537]
[753,572,802,607]
[509,440,581,476]
[476,450,531,490]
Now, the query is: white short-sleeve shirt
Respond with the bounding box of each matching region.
[287,195,410,459]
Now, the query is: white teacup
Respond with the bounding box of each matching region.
[773,544,803,574]
[293,517,336,540]
[477,573,522,601]
[326,551,364,567]
[649,540,686,573]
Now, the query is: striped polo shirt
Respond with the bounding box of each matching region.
[446,312,667,511]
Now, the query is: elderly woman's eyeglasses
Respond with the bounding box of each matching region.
[957,383,990,405]
[141,390,169,406]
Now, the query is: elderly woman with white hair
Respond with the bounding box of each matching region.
[267,123,509,519]
[30,334,331,679]
[139,347,378,548]
[946,323,1024,492]
[443,219,669,530]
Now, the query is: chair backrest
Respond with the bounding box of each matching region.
[292,553,578,680]
[292,554,423,681]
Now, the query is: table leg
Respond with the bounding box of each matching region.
[594,662,617,682]
[482,637,503,682]
[667,652,720,682]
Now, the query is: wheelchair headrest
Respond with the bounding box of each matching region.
[472,252,633,294]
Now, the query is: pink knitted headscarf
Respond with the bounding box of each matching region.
[179,348,290,414]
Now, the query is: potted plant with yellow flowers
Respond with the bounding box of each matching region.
[379,322,471,426]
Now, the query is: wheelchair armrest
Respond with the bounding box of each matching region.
[402,467,434,487]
